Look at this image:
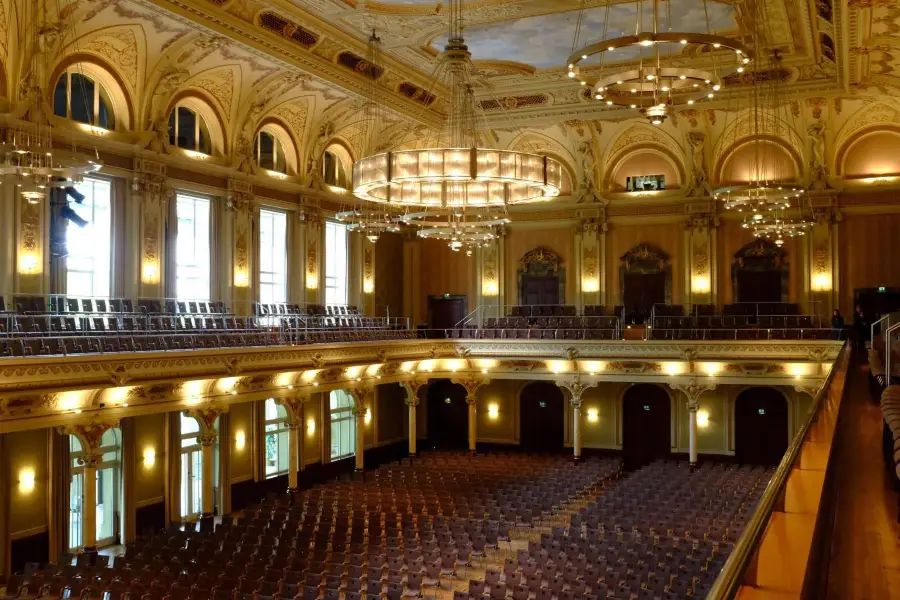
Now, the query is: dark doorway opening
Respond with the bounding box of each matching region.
[519,382,565,452]
[427,295,467,336]
[622,384,672,470]
[734,387,789,466]
[426,379,469,450]
[521,275,561,306]
[854,287,900,322]
[736,270,782,303]
[623,272,667,323]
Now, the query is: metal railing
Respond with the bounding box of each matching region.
[455,304,612,328]
[649,302,825,327]
[644,327,843,341]
[705,340,850,599]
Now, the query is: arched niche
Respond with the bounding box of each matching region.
[619,243,671,323]
[49,56,134,131]
[838,129,900,178]
[425,379,469,450]
[517,247,565,306]
[609,149,682,192]
[731,238,788,303]
[256,118,300,175]
[519,382,565,452]
[734,386,789,465]
[322,140,354,189]
[165,91,228,157]
[620,383,673,470]
[716,137,800,185]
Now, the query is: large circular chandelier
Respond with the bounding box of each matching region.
[0,139,101,203]
[351,0,564,208]
[395,210,510,255]
[566,0,752,125]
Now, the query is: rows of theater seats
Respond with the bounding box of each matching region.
[648,303,831,341]
[880,386,900,493]
[447,306,621,340]
[0,452,620,600]
[449,328,619,341]
[0,296,411,357]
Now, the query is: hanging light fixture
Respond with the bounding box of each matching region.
[351,0,564,208]
[1,1,101,203]
[567,0,752,125]
[395,209,510,254]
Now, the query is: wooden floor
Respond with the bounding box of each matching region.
[827,363,900,599]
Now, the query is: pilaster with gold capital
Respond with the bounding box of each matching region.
[227,179,255,316]
[683,211,718,309]
[133,159,170,298]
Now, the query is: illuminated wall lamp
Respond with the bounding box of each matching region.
[586,408,599,423]
[692,275,711,294]
[482,280,499,296]
[363,279,374,294]
[812,273,831,292]
[582,278,600,293]
[307,417,316,436]
[19,468,35,493]
[306,272,318,289]
[143,447,156,468]
[487,403,499,420]
[235,431,246,450]
[18,253,40,275]
[234,269,250,288]
[364,408,372,425]
[697,410,710,428]
[142,263,160,284]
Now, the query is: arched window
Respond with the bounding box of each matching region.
[69,428,121,551]
[255,130,287,174]
[329,390,356,460]
[323,145,352,189]
[264,398,290,478]
[168,105,211,154]
[53,70,115,130]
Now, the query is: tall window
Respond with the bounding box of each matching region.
[255,131,287,174]
[330,390,355,461]
[259,209,288,304]
[53,70,114,130]
[325,221,348,305]
[176,194,211,301]
[66,177,112,298]
[169,105,211,154]
[264,398,290,478]
[323,150,349,189]
[69,429,120,551]
[180,413,203,520]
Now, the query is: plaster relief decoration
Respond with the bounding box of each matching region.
[687,132,709,196]
[808,121,830,188]
[82,27,140,90]
[517,247,566,306]
[189,67,237,117]
[19,200,42,276]
[307,240,318,290]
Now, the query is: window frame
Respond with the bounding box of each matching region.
[54,70,115,130]
[175,193,212,302]
[264,398,291,478]
[258,208,288,306]
[255,130,287,174]
[69,429,121,552]
[65,176,113,298]
[169,105,211,154]
[324,220,349,306]
[329,390,356,461]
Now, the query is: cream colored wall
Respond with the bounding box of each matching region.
[376,383,408,445]
[304,393,324,466]
[838,213,900,316]
[133,413,165,505]
[229,402,253,482]
[570,384,624,449]
[8,429,48,537]
[505,225,576,304]
[476,380,521,444]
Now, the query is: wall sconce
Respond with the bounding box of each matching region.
[482,280,499,296]
[812,273,831,292]
[306,272,318,289]
[141,262,159,284]
[143,447,156,468]
[364,408,372,426]
[697,410,710,428]
[582,278,600,293]
[234,269,250,288]
[487,403,499,420]
[363,279,374,294]
[307,417,316,436]
[692,275,711,294]
[701,362,722,377]
[663,362,684,376]
[18,253,40,275]
[19,468,35,493]
[586,408,599,423]
[235,431,246,450]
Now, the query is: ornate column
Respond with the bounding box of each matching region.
[276,395,308,492]
[402,380,427,456]
[349,389,373,472]
[402,233,423,325]
[133,159,169,299]
[557,379,598,463]
[576,214,606,311]
[670,382,715,466]
[684,212,718,310]
[453,379,489,453]
[299,205,324,306]
[808,204,840,317]
[477,237,503,325]
[185,406,228,521]
[227,180,255,316]
[59,421,119,557]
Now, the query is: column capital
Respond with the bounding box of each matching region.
[451,378,489,401]
[402,380,428,407]
[275,394,309,426]
[669,382,716,411]
[793,383,822,398]
[198,433,218,447]
[58,419,120,454]
[78,451,104,469]
[185,404,229,436]
[557,378,598,409]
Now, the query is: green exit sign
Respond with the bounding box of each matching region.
[879,286,887,293]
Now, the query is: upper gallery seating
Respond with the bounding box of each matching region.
[0,452,620,600]
[648,303,830,341]
[0,295,413,357]
[449,305,621,340]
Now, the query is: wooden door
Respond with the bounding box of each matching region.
[522,275,560,306]
[736,270,782,303]
[622,384,672,471]
[735,387,789,466]
[623,272,666,322]
[519,382,565,452]
[428,295,467,330]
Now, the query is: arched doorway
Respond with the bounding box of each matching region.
[732,238,788,304]
[622,384,672,470]
[517,247,565,306]
[620,244,671,324]
[426,379,469,450]
[520,382,565,452]
[735,387,789,466]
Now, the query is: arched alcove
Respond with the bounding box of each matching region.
[519,382,565,452]
[840,130,900,178]
[323,141,354,189]
[620,243,670,323]
[734,387,789,465]
[255,119,299,175]
[717,138,799,184]
[732,238,788,303]
[426,379,468,450]
[622,384,672,470]
[165,92,228,157]
[49,57,133,131]
[517,247,565,306]
[610,150,681,192]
